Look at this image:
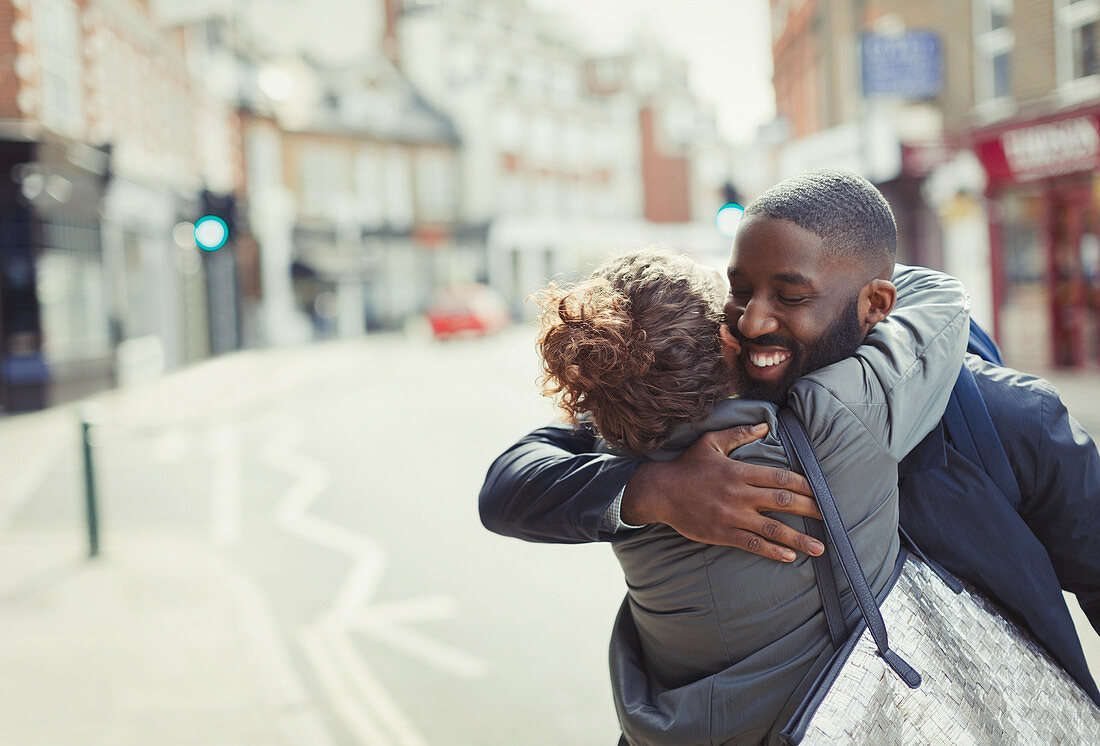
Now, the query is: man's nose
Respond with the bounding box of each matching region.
[737,298,779,339]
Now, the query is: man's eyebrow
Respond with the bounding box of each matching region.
[773,272,815,287]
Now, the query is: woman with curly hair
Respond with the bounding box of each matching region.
[535,248,733,455]
[532,227,970,743]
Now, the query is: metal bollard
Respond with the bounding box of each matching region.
[80,413,100,558]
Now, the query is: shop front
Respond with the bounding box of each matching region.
[973,105,1100,371]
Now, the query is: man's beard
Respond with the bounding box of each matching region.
[732,295,864,405]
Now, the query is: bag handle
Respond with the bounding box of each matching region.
[776,408,922,689]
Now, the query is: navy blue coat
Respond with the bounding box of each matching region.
[479,356,1100,703]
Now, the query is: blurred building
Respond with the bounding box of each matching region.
[762,0,1100,371]
[392,0,733,314]
[0,0,738,411]
[964,0,1100,370]
[0,0,244,412]
[239,55,466,339]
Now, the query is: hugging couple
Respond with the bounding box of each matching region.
[480,169,1100,745]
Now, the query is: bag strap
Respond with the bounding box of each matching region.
[774,429,845,650]
[776,408,922,689]
[773,414,853,652]
[801,516,847,651]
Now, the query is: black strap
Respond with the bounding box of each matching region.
[777,408,922,689]
[774,422,846,651]
[802,516,846,651]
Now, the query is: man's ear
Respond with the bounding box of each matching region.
[862,279,897,327]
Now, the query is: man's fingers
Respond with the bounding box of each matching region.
[753,517,825,556]
[744,463,813,496]
[707,423,769,455]
[723,528,798,562]
[768,490,823,520]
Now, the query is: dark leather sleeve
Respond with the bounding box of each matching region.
[974,361,1100,633]
[478,423,644,544]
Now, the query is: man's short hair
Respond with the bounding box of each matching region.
[744,169,897,269]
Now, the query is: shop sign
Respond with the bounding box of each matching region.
[978,115,1100,184]
[861,32,943,100]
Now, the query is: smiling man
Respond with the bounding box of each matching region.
[723,215,888,404]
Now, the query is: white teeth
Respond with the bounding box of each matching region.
[750,351,789,368]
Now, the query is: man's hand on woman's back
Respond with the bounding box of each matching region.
[622,424,826,562]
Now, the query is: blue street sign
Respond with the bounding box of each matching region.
[861,32,943,99]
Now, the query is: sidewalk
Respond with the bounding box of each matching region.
[0,530,335,746]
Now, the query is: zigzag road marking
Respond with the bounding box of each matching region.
[258,413,484,745]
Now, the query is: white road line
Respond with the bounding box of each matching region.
[324,624,430,746]
[261,412,484,744]
[299,626,394,746]
[333,559,387,619]
[210,423,241,545]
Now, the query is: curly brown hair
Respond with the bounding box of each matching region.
[535,248,733,453]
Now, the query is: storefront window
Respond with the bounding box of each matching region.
[997,188,1049,370]
[37,248,111,363]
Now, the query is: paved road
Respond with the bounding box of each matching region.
[1,326,1098,745]
[4,327,627,746]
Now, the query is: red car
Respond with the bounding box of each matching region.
[427,285,511,340]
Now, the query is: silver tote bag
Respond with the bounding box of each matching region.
[774,409,1100,746]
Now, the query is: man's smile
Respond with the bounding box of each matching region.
[743,345,794,382]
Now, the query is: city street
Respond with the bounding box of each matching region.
[0,326,1098,746]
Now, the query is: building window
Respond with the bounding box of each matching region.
[298,144,349,219]
[1056,0,1100,101]
[354,148,385,228]
[973,0,1014,113]
[385,148,413,229]
[494,106,522,153]
[414,149,457,222]
[33,0,84,136]
[37,248,111,363]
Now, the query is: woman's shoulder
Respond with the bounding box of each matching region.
[644,398,781,460]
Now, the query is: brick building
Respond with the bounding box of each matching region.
[0,0,241,411]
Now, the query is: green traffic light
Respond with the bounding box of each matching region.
[194,215,229,251]
[715,202,745,238]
